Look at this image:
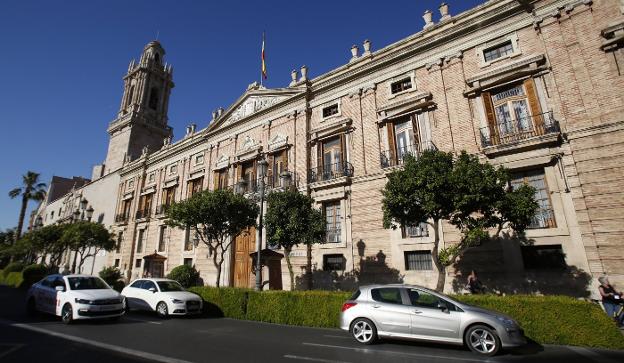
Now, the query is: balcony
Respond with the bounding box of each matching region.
[308,162,354,184]
[380,141,437,169]
[135,209,151,220]
[326,227,342,243]
[479,111,560,152]
[527,208,556,229]
[114,214,129,224]
[233,171,295,195]
[155,204,171,215]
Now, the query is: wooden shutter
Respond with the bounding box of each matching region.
[387,121,397,164]
[481,91,498,145]
[266,154,274,186]
[339,134,346,166]
[410,115,420,150]
[523,78,543,132]
[213,172,219,190]
[317,142,323,177]
[281,149,288,173]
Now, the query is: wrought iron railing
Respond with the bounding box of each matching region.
[231,171,296,195]
[326,227,341,243]
[380,141,437,168]
[480,111,560,147]
[115,214,129,223]
[308,161,354,183]
[135,208,151,220]
[527,208,556,229]
[155,204,171,215]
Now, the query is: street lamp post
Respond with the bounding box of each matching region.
[255,157,269,291]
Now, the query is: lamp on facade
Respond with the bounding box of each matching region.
[86,206,94,222]
[279,171,293,189]
[73,209,81,220]
[255,157,269,291]
[80,198,88,211]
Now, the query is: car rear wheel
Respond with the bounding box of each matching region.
[351,318,377,345]
[465,325,501,356]
[26,298,37,316]
[156,301,168,319]
[61,303,73,325]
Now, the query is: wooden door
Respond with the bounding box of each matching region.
[233,226,256,288]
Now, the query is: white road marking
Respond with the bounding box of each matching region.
[302,342,489,362]
[565,346,620,363]
[0,344,25,359]
[284,354,351,363]
[10,323,195,363]
[123,316,162,325]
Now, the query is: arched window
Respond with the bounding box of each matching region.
[149,87,160,110]
[126,85,135,108]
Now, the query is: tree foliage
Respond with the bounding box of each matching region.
[382,150,538,292]
[15,224,69,266]
[265,189,326,290]
[61,221,115,273]
[8,171,47,240]
[167,264,200,288]
[165,189,258,287]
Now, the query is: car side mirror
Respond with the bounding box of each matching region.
[148,287,156,293]
[55,286,65,292]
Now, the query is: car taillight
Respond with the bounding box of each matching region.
[341,302,357,312]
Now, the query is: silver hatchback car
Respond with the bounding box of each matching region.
[340,284,526,356]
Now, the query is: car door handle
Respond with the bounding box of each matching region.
[413,310,422,314]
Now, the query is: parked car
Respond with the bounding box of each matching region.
[340,284,526,356]
[26,274,124,324]
[121,278,203,318]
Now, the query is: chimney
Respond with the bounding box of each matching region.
[217,107,224,117]
[439,3,451,21]
[299,65,308,82]
[350,45,359,62]
[289,69,298,86]
[423,9,434,29]
[362,39,372,56]
[212,110,217,120]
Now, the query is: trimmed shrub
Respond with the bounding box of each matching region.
[2,261,25,277]
[99,266,122,286]
[454,294,624,350]
[246,290,351,328]
[3,272,23,288]
[167,265,200,288]
[21,264,48,288]
[112,280,126,293]
[188,286,249,319]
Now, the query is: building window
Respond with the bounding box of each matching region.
[169,164,177,175]
[483,40,514,63]
[136,229,145,253]
[521,245,566,270]
[160,186,176,214]
[135,259,142,268]
[187,177,204,198]
[403,222,429,238]
[510,169,556,229]
[237,161,257,194]
[116,232,123,253]
[390,77,412,95]
[322,103,339,118]
[267,149,288,187]
[183,258,193,266]
[323,254,345,271]
[114,259,120,268]
[316,135,348,181]
[383,116,419,168]
[214,169,228,190]
[324,200,341,243]
[157,226,167,252]
[137,193,153,219]
[195,154,204,165]
[148,172,155,184]
[184,227,194,251]
[50,211,54,219]
[404,251,433,271]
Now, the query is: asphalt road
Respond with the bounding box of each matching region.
[0,286,623,363]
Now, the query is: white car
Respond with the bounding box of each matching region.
[26,274,124,324]
[121,278,203,318]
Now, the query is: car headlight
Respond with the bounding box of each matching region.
[496,316,517,327]
[170,298,184,304]
[75,298,93,304]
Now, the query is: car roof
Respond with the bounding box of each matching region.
[130,278,175,282]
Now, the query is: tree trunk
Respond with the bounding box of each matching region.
[430,219,446,292]
[284,246,294,290]
[306,243,312,290]
[213,246,221,288]
[15,195,28,241]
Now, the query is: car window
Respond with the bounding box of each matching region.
[142,280,157,291]
[130,280,144,288]
[67,277,109,290]
[407,289,441,308]
[349,290,361,301]
[52,277,66,289]
[40,276,55,288]
[371,288,403,305]
[157,281,184,292]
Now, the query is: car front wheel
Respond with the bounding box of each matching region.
[465,325,501,356]
[350,318,377,345]
[156,301,168,319]
[61,303,73,324]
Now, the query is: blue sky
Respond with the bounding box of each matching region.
[0,0,483,230]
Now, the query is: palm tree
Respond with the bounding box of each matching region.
[8,171,47,240]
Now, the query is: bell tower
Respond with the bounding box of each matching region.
[103,41,174,175]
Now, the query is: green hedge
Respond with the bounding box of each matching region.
[453,294,624,350]
[189,287,624,350]
[2,272,24,288]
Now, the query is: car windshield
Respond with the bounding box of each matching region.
[67,277,109,290]
[157,281,184,292]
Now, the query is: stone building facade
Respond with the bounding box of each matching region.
[34,0,624,296]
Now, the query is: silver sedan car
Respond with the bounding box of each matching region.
[340,284,526,356]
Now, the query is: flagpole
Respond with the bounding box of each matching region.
[260,32,264,87]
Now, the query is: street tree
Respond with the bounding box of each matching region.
[265,189,325,290]
[18,224,70,267]
[382,150,538,292]
[166,189,259,287]
[8,171,47,240]
[61,221,115,273]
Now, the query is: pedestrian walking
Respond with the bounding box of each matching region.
[598,276,624,327]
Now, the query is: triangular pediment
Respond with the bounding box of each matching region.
[209,84,305,131]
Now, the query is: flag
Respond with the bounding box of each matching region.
[261,32,267,80]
